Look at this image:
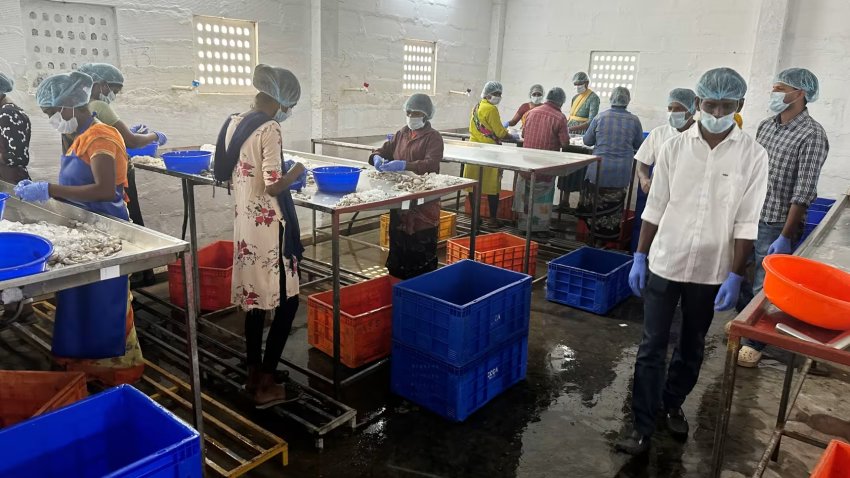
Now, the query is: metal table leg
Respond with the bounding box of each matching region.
[331,212,342,398]
[590,161,601,244]
[470,178,482,258]
[710,335,741,478]
[523,172,536,274]
[772,354,797,462]
[456,164,465,212]
[312,210,318,248]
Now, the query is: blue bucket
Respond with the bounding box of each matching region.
[0,192,8,221]
[312,166,361,194]
[161,150,212,174]
[0,232,54,281]
[126,142,158,158]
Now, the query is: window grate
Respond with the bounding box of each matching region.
[402,39,437,95]
[588,51,640,100]
[193,15,258,94]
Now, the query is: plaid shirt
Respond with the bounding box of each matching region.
[583,107,644,188]
[757,109,829,223]
[522,102,569,151]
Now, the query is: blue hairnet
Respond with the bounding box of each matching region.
[776,68,819,103]
[529,84,544,97]
[572,72,589,84]
[610,86,631,107]
[481,81,502,98]
[404,93,435,120]
[36,71,93,108]
[546,87,567,108]
[77,63,124,85]
[0,72,13,94]
[668,88,697,114]
[696,67,747,100]
[253,64,301,108]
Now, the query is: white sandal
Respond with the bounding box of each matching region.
[737,346,762,368]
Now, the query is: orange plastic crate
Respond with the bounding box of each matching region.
[0,370,87,428]
[379,210,457,248]
[463,190,516,220]
[446,232,538,276]
[811,440,850,477]
[576,210,635,251]
[307,276,399,369]
[168,241,234,311]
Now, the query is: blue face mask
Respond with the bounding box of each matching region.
[274,107,291,123]
[668,112,689,129]
[768,91,791,113]
[700,111,736,134]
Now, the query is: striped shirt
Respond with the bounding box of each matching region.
[756,109,829,223]
[521,102,569,152]
[583,107,643,188]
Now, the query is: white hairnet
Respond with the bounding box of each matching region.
[668,88,697,114]
[529,84,544,97]
[77,63,124,85]
[36,71,93,108]
[610,86,631,107]
[776,68,819,103]
[546,87,567,108]
[572,72,589,84]
[481,81,503,98]
[404,93,435,120]
[0,72,13,94]
[253,64,301,108]
[696,67,747,101]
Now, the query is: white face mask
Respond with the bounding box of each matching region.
[99,89,116,104]
[699,110,736,134]
[49,108,78,134]
[274,107,291,123]
[768,91,791,113]
[406,116,425,130]
[576,85,587,94]
[668,111,689,129]
[531,95,544,105]
[488,96,502,105]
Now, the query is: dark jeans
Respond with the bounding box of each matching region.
[246,295,299,373]
[632,273,720,436]
[742,221,790,352]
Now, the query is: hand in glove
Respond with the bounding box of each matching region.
[767,235,793,255]
[502,120,511,128]
[154,131,168,146]
[372,155,385,170]
[378,160,406,172]
[629,252,648,297]
[15,180,50,203]
[130,124,149,134]
[714,272,744,311]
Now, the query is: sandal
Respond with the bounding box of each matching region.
[737,346,762,368]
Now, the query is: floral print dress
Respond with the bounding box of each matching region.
[227,115,299,311]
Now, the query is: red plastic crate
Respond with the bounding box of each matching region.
[811,440,850,477]
[307,276,399,369]
[168,241,234,312]
[576,210,635,250]
[446,232,538,276]
[464,190,516,221]
[0,371,87,428]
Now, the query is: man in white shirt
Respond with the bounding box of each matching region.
[634,88,697,194]
[615,68,768,455]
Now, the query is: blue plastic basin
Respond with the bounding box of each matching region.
[0,192,8,221]
[161,150,212,174]
[126,142,158,158]
[0,232,54,281]
[312,166,361,194]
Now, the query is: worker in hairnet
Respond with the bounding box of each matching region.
[634,88,697,194]
[735,68,829,368]
[0,72,31,183]
[77,63,166,286]
[369,93,443,279]
[464,81,517,228]
[504,84,545,128]
[558,72,602,210]
[14,71,144,385]
[579,86,643,241]
[513,87,569,236]
[213,64,306,408]
[617,68,768,455]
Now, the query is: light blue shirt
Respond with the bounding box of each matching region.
[583,107,644,188]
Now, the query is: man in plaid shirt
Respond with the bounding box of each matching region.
[737,68,829,367]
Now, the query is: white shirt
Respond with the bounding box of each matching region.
[634,124,680,166]
[642,125,768,285]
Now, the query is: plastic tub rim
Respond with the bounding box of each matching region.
[0,232,54,272]
[763,255,850,308]
[547,246,633,278]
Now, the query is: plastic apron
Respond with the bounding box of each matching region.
[52,127,131,359]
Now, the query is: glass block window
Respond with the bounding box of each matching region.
[403,40,436,94]
[193,15,258,94]
[588,51,640,100]
[21,0,119,88]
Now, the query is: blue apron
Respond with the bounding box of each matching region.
[52,123,131,359]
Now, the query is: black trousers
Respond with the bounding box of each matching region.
[632,272,720,436]
[126,167,145,227]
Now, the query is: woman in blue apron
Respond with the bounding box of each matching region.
[15,71,143,385]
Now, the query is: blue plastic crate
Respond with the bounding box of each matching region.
[546,247,633,315]
[391,334,528,422]
[812,197,836,208]
[392,259,532,367]
[0,385,202,478]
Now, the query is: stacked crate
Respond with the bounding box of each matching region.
[390,260,532,421]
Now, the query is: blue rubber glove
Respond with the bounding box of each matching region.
[629,252,648,297]
[154,131,168,146]
[511,133,521,142]
[714,272,744,311]
[15,181,50,203]
[372,155,385,170]
[284,159,295,172]
[130,124,149,134]
[767,234,793,255]
[502,120,510,128]
[380,160,407,172]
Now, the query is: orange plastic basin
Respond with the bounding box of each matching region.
[763,255,850,331]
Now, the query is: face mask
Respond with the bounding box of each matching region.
[531,96,543,105]
[49,108,78,134]
[488,96,501,105]
[406,116,425,130]
[768,91,791,114]
[699,111,736,134]
[274,107,291,123]
[99,89,116,104]
[576,85,587,94]
[668,112,689,129]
